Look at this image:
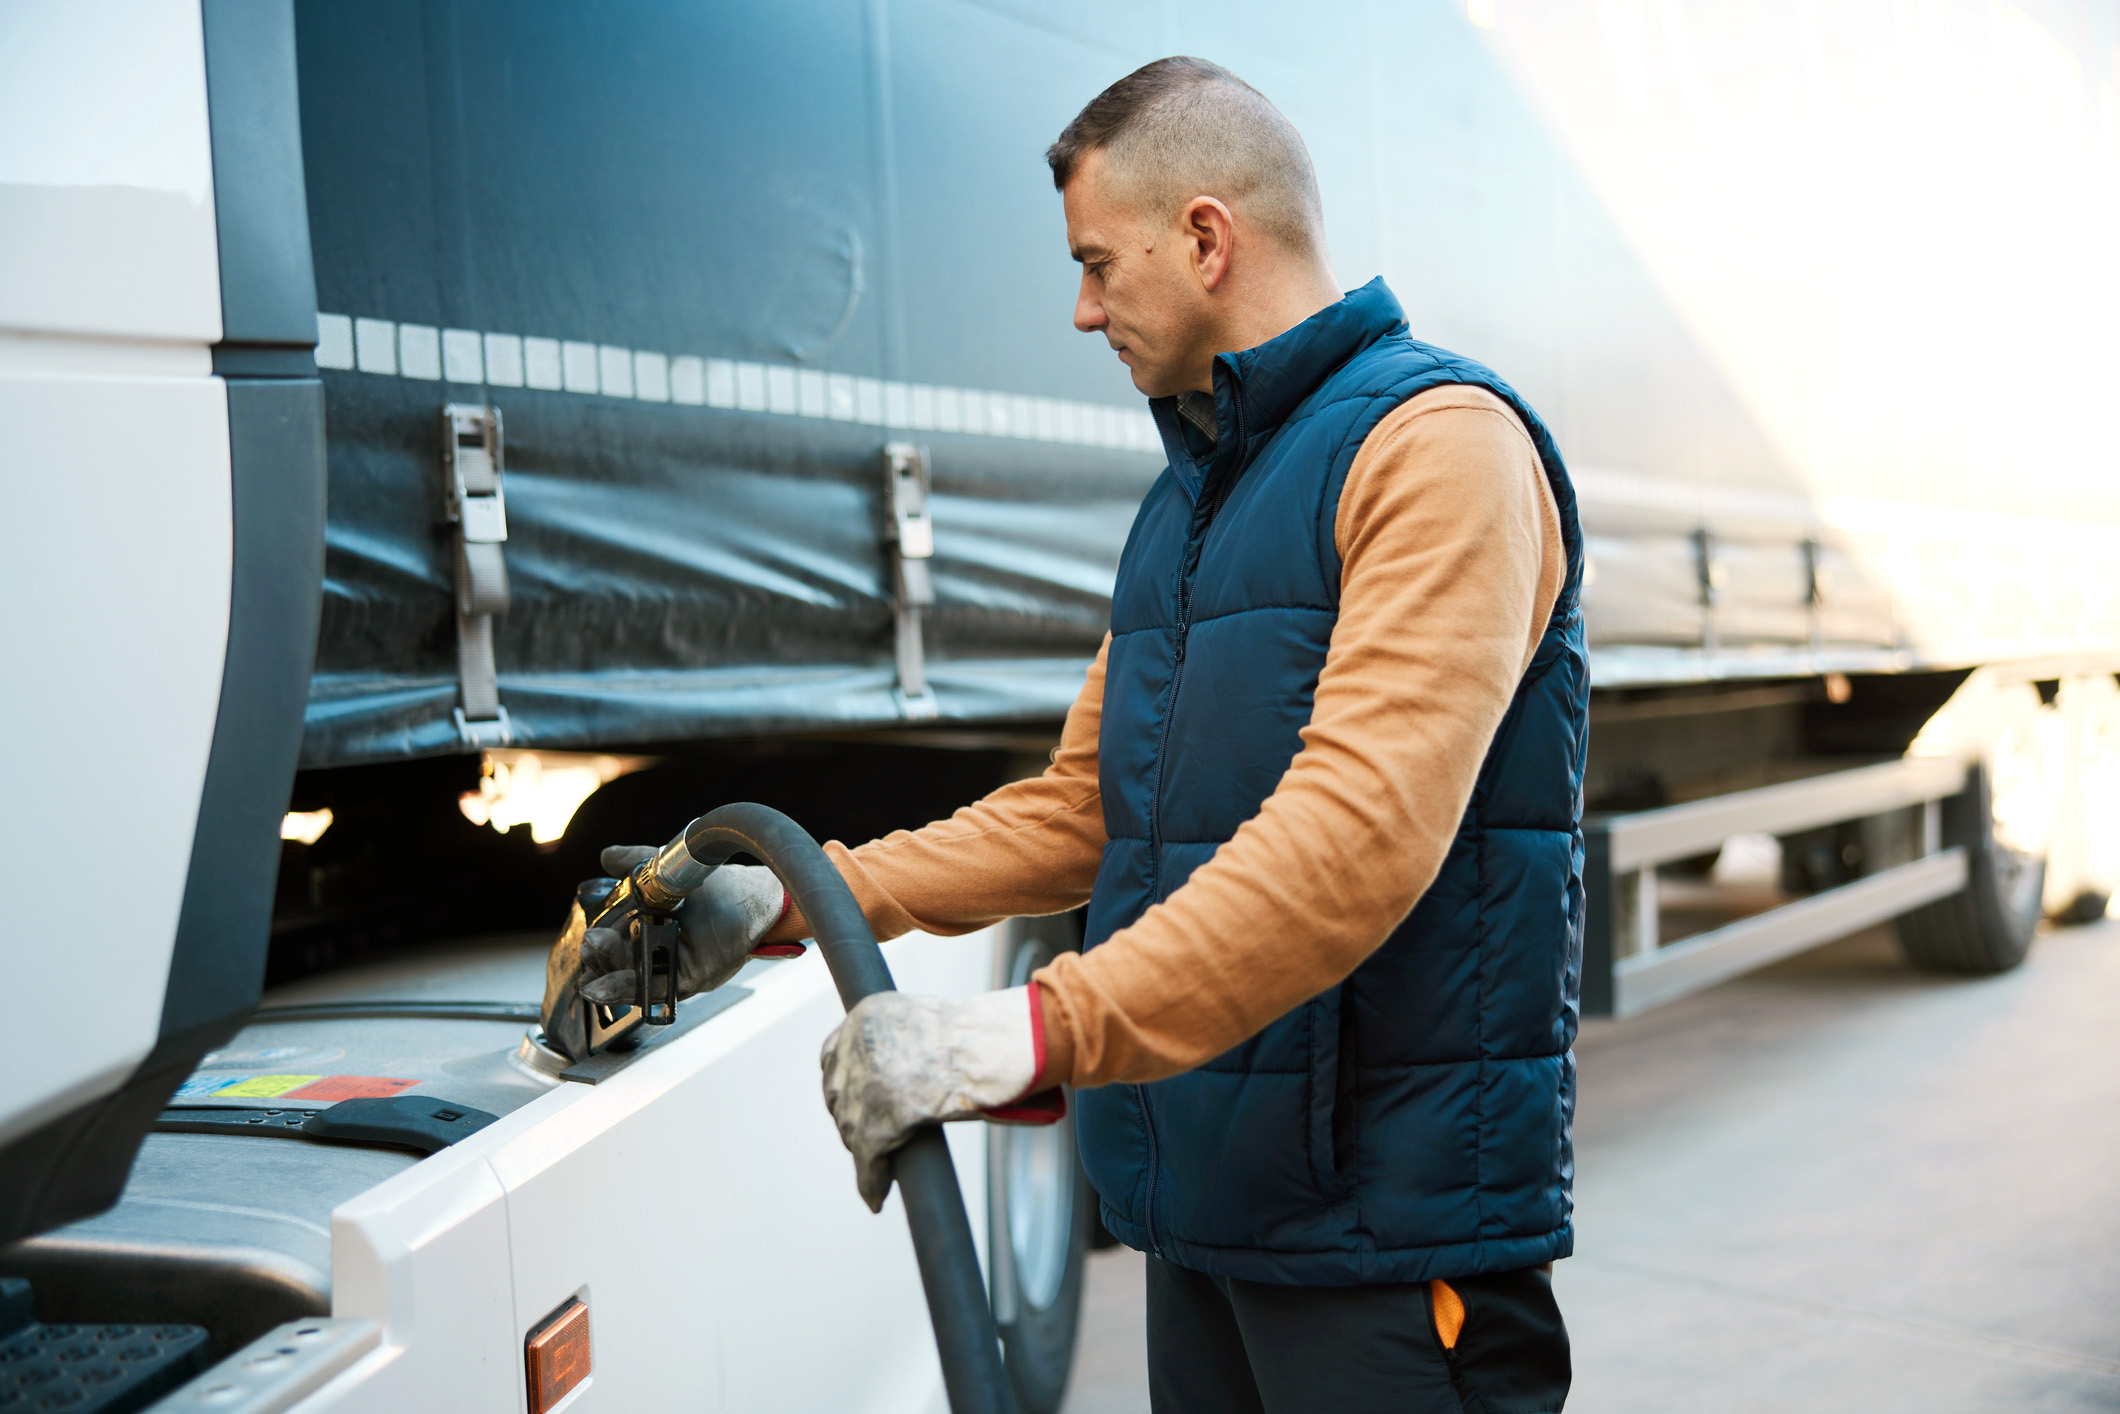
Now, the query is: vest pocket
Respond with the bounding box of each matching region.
[1150,1067,1352,1246]
[1075,1083,1153,1234]
[1306,993,1356,1204]
[1331,988,1359,1183]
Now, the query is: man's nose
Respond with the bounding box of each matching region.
[1073,279,1105,334]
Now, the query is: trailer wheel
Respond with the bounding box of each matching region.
[1897,761,2047,974]
[990,921,1091,1414]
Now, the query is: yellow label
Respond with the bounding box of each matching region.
[211,1074,322,1099]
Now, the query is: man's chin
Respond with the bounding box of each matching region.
[1128,367,1174,399]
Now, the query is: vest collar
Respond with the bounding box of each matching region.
[1150,278,1409,488]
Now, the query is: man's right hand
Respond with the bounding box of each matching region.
[575,844,792,1005]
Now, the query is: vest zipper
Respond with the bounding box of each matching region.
[1139,582,1187,1264]
[1144,515,1203,904]
[1136,376,1239,1263]
[1144,391,1237,888]
[1137,495,1203,1268]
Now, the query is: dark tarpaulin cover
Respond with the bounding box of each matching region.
[294,1,1162,767]
[292,2,1910,771]
[304,371,1150,764]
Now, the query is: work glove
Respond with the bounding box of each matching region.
[538,881,608,1061]
[820,985,1064,1212]
[574,844,798,1008]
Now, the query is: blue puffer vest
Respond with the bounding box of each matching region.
[1077,279,1588,1286]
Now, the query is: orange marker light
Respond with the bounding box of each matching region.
[525,1298,591,1412]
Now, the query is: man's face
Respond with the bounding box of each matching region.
[1063,149,1215,399]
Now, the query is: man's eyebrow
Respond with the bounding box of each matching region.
[1071,244,1113,265]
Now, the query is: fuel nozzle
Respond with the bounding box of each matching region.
[576,836,715,1049]
[535,832,717,1059]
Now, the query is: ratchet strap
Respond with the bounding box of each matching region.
[443,404,512,746]
[882,442,939,720]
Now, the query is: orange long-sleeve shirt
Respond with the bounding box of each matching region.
[767,384,1563,1089]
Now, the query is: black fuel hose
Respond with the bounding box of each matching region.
[649,802,1013,1414]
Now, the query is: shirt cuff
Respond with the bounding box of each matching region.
[750,885,805,957]
[758,889,807,947]
[1031,973,1076,1089]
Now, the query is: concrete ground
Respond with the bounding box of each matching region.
[1059,918,2120,1412]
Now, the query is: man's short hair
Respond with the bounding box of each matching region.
[1046,57,1325,253]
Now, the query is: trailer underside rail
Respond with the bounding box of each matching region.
[1584,757,1972,1016]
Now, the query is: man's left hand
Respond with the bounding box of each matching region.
[820,985,1057,1211]
[576,844,790,1006]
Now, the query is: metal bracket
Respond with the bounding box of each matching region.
[884,441,935,562]
[882,442,939,719]
[1801,535,1825,653]
[453,704,513,749]
[442,404,511,745]
[1692,525,1720,654]
[444,405,508,541]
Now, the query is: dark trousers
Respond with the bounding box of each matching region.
[1145,1257,1570,1414]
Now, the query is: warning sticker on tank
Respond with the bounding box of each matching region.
[282,1076,420,1102]
[172,1074,247,1098]
[210,1074,324,1098]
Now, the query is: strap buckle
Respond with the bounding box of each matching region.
[882,442,938,719]
[442,404,511,744]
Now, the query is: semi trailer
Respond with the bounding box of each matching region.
[2,0,2117,1409]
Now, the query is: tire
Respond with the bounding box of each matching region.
[2054,890,2112,926]
[990,919,1091,1414]
[1897,762,2047,973]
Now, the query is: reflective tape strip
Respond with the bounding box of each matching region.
[634,351,670,403]
[354,318,396,375]
[671,355,705,405]
[735,361,767,411]
[316,311,1161,451]
[398,324,441,380]
[561,341,599,393]
[443,328,484,384]
[705,359,736,408]
[485,333,525,388]
[316,313,354,368]
[598,344,634,398]
[766,365,798,416]
[525,337,563,390]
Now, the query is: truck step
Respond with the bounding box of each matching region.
[0,1320,209,1414]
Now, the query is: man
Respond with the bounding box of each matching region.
[582,56,1584,1413]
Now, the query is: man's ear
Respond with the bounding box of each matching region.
[1183,196,1236,293]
